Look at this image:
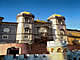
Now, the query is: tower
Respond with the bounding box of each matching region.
[47,14,67,60]
[48,14,67,43]
[16,11,34,44]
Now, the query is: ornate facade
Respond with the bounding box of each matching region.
[0,11,80,60]
[0,11,67,44]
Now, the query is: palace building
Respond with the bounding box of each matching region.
[0,11,67,44]
[0,11,80,60]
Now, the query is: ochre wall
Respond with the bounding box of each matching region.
[67,30,80,45]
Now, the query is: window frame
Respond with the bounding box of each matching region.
[24,28,29,33]
[24,35,29,40]
[2,35,8,39]
[3,28,10,33]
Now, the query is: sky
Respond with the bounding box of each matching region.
[0,0,80,29]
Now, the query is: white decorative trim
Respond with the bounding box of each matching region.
[3,28,10,33]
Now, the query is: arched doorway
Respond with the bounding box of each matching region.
[7,47,19,55]
[7,47,19,58]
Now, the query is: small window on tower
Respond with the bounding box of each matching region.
[24,24,29,28]
[25,28,29,33]
[62,21,65,24]
[24,35,28,38]
[27,19,30,23]
[61,22,63,24]
[24,35,29,40]
[60,30,65,35]
[25,18,30,23]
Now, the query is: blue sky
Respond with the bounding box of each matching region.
[0,0,80,29]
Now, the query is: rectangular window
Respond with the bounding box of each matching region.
[25,18,30,23]
[2,35,8,39]
[37,27,40,34]
[24,35,29,40]
[25,18,28,23]
[24,24,29,28]
[25,28,29,33]
[24,35,28,38]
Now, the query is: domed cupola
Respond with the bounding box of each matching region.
[17,11,34,19]
[48,14,65,21]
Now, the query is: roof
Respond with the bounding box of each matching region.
[48,14,65,20]
[52,14,62,17]
[0,22,18,24]
[67,29,80,32]
[23,11,31,14]
[17,11,32,15]
[34,20,51,24]
[36,20,46,23]
[17,11,35,18]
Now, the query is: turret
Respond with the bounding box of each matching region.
[48,14,66,42]
[47,14,68,60]
[16,11,34,44]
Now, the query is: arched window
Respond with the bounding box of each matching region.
[39,27,48,37]
[60,29,65,35]
[51,48,54,53]
[63,48,67,52]
[57,48,62,52]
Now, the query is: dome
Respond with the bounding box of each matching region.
[48,14,64,20]
[52,14,62,17]
[17,11,35,18]
[17,11,32,15]
[22,11,31,15]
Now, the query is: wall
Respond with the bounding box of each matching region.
[0,43,30,55]
[67,29,80,45]
[0,23,17,43]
